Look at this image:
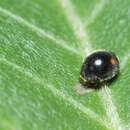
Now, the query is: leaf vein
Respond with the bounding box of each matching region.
[100,86,125,130]
[0,6,79,55]
[59,0,129,129]
[0,2,129,130]
[99,51,130,130]
[59,0,92,55]
[0,57,110,130]
[85,0,109,26]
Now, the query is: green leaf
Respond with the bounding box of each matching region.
[0,0,129,130]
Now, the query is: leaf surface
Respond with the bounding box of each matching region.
[0,0,129,130]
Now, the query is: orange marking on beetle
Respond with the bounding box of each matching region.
[110,58,117,65]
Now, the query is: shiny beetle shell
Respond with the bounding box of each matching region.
[80,51,119,89]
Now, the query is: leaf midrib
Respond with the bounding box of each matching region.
[58,0,127,130]
[0,2,129,130]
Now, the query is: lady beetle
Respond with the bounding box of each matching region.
[79,50,119,89]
